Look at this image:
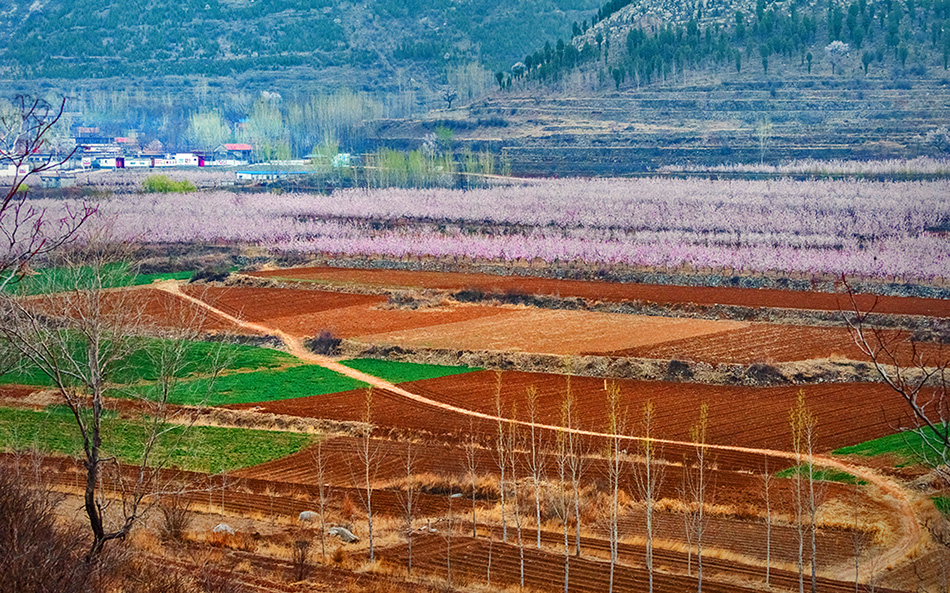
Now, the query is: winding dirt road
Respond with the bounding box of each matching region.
[156,280,926,581]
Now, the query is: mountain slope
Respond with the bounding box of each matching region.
[0,0,600,93]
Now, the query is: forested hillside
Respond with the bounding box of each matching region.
[501,0,950,87]
[0,0,599,92]
[373,0,950,173]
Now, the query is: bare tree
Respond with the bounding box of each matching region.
[556,400,572,593]
[506,403,526,589]
[0,241,230,560]
[354,387,381,562]
[604,381,627,593]
[761,456,774,588]
[493,371,509,542]
[397,441,420,576]
[464,425,479,538]
[525,385,547,548]
[804,396,820,593]
[564,375,588,559]
[633,401,664,593]
[685,402,711,593]
[790,390,817,593]
[0,96,93,292]
[445,488,457,586]
[0,469,99,592]
[844,282,950,480]
[307,440,330,561]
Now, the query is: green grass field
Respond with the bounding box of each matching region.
[131,364,368,406]
[775,464,867,485]
[340,358,477,384]
[1,339,299,388]
[0,406,311,473]
[833,426,944,465]
[3,341,476,407]
[6,263,194,296]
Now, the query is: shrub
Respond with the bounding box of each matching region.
[190,263,231,283]
[142,175,197,193]
[0,469,93,592]
[665,359,694,381]
[744,363,788,386]
[306,330,342,355]
[158,495,192,542]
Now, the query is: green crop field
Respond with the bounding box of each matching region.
[340,358,477,384]
[5,263,195,296]
[834,427,944,465]
[132,364,367,406]
[0,406,312,473]
[775,464,866,485]
[0,339,298,388]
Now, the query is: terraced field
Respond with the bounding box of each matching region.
[233,370,912,454]
[251,265,950,318]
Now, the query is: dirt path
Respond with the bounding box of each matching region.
[156,280,925,581]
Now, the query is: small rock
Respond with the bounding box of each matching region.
[212,523,235,535]
[328,526,359,543]
[298,510,318,522]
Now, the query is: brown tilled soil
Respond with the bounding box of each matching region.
[37,288,253,334]
[0,384,39,400]
[380,533,901,593]
[180,285,387,322]
[183,285,513,338]
[354,308,747,356]
[228,436,866,518]
[611,322,947,366]
[249,266,950,317]
[232,370,911,455]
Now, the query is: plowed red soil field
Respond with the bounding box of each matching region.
[380,533,901,593]
[34,288,250,334]
[182,285,512,338]
[612,323,947,366]
[169,284,939,364]
[3,453,454,519]
[229,435,858,515]
[0,384,38,400]
[500,524,863,587]
[355,308,747,356]
[180,286,386,322]
[242,370,909,455]
[250,266,950,318]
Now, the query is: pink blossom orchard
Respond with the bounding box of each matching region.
[32,176,950,281]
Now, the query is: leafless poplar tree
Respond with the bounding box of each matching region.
[493,371,509,542]
[397,441,420,576]
[354,387,381,561]
[604,382,627,593]
[310,440,329,561]
[400,442,419,575]
[790,390,817,593]
[761,455,774,588]
[564,375,587,559]
[685,403,711,592]
[507,403,526,589]
[525,385,547,548]
[633,401,664,593]
[464,425,479,538]
[556,401,572,593]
